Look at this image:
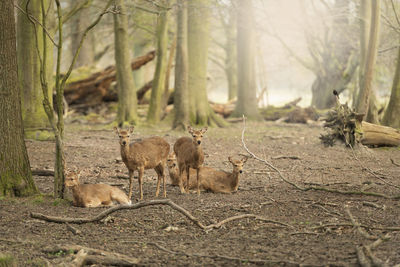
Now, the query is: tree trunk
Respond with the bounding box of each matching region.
[382,44,400,128]
[114,0,138,126]
[71,4,95,67]
[188,0,226,126]
[360,122,400,146]
[225,3,237,101]
[0,0,38,196]
[17,0,53,138]
[173,0,190,130]
[355,0,380,118]
[147,1,169,124]
[231,0,260,119]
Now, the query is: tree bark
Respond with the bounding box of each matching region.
[0,0,38,196]
[231,0,260,119]
[355,0,380,118]
[17,0,53,138]
[224,3,237,101]
[114,0,138,126]
[382,44,400,128]
[147,1,169,124]
[173,0,190,130]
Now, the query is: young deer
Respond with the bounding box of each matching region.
[65,170,130,207]
[114,126,170,200]
[173,126,208,195]
[167,154,248,193]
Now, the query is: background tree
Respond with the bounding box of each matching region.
[382,44,400,128]
[187,0,226,126]
[147,0,170,124]
[355,0,381,119]
[71,2,95,68]
[17,0,54,139]
[173,0,189,130]
[0,0,38,196]
[114,0,139,126]
[231,0,260,119]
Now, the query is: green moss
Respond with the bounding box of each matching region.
[0,254,16,267]
[32,195,44,205]
[24,130,55,141]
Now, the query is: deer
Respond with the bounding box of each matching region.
[173,126,207,195]
[65,170,131,207]
[114,126,170,200]
[166,153,248,193]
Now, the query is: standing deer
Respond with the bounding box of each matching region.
[65,170,130,207]
[173,126,208,195]
[167,154,248,193]
[114,126,170,200]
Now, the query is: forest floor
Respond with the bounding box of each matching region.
[1,116,400,266]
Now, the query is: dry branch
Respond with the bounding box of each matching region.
[240,116,400,200]
[345,205,377,240]
[30,199,291,230]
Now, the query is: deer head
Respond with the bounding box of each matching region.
[228,156,248,174]
[187,126,208,146]
[167,152,177,169]
[114,126,134,147]
[65,169,81,187]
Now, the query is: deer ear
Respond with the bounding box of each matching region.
[201,127,208,134]
[187,125,193,134]
[129,126,134,134]
[241,156,248,163]
[228,156,233,163]
[114,127,119,135]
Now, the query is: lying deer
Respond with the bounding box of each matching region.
[114,126,170,200]
[167,153,248,193]
[173,126,207,195]
[65,170,130,207]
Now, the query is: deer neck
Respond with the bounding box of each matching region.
[69,185,82,199]
[120,144,130,160]
[192,144,204,163]
[229,171,240,191]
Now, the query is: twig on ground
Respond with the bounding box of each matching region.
[362,201,384,209]
[310,223,400,232]
[122,240,301,265]
[31,169,54,176]
[240,116,400,200]
[65,223,81,235]
[356,246,371,267]
[30,199,292,230]
[345,205,377,240]
[271,155,301,160]
[390,158,400,167]
[311,203,343,217]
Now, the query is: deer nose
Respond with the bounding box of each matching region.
[239,170,243,174]
[197,140,201,145]
[122,141,127,145]
[173,163,176,167]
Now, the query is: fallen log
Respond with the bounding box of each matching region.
[320,91,400,147]
[64,50,155,106]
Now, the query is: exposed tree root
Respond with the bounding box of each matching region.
[240,116,400,200]
[44,245,139,266]
[30,199,292,230]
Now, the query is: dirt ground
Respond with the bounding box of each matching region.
[1,119,400,266]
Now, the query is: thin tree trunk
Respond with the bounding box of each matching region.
[225,4,237,101]
[173,0,189,130]
[0,0,38,196]
[147,1,169,124]
[355,0,380,118]
[382,44,400,128]
[114,0,138,126]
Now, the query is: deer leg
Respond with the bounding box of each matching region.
[128,170,134,200]
[185,166,190,192]
[159,163,167,198]
[196,168,201,195]
[138,167,144,200]
[155,166,162,197]
[178,164,186,194]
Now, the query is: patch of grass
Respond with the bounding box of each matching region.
[25,130,55,141]
[0,254,16,267]
[32,195,44,205]
[52,198,70,206]
[48,249,74,258]
[25,259,47,267]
